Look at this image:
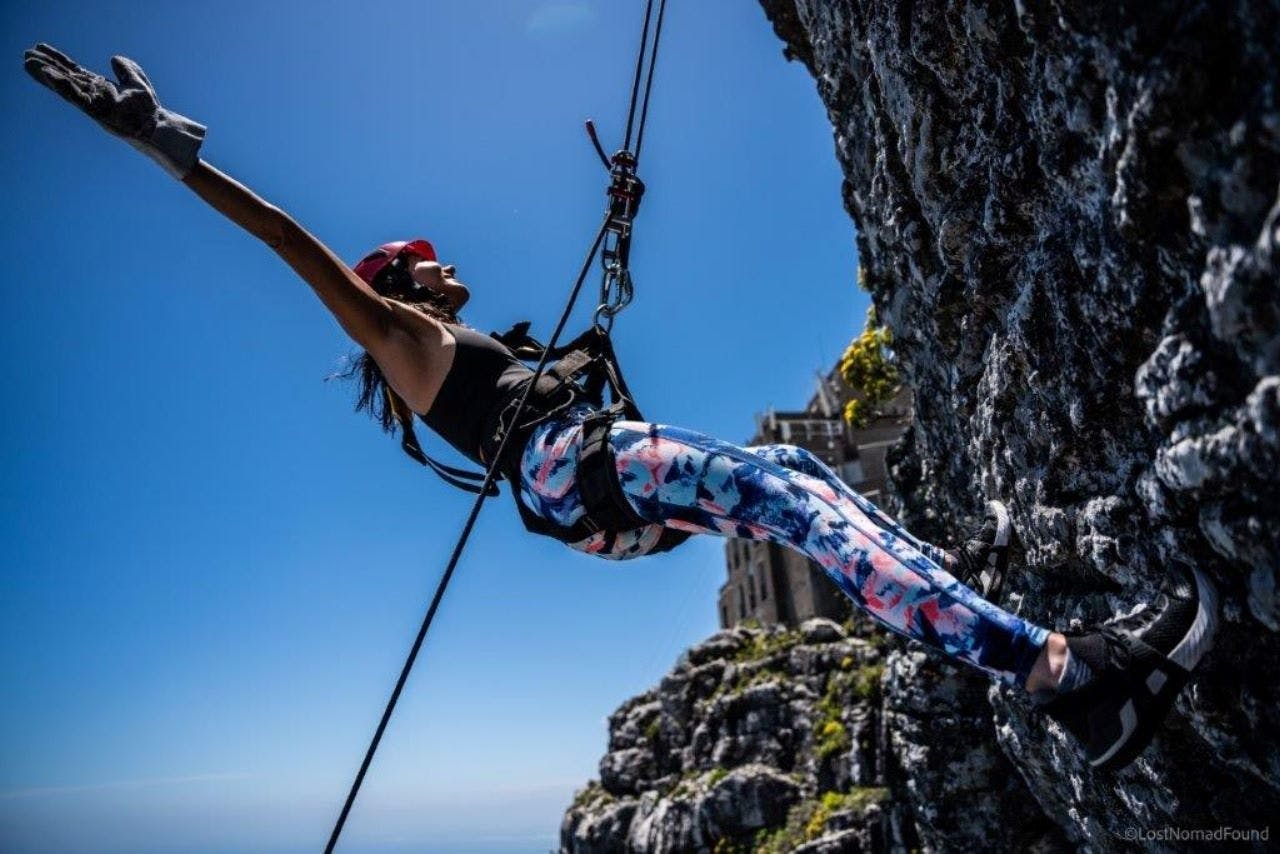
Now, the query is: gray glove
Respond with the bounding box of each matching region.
[24,43,205,180]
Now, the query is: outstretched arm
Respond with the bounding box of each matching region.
[179,160,452,412]
[23,43,453,409]
[182,160,393,350]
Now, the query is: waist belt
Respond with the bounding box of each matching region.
[500,405,690,556]
[395,322,689,556]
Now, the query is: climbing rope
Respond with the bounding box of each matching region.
[323,2,668,850]
[589,0,666,331]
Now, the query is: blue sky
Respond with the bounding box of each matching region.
[1,1,866,851]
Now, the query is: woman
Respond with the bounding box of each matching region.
[24,43,1218,772]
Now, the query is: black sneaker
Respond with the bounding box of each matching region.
[949,500,1012,600]
[1039,561,1219,770]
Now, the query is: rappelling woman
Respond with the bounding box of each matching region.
[23,43,1220,771]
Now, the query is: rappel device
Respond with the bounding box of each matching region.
[389,124,658,501]
[324,1,671,851]
[388,146,685,550]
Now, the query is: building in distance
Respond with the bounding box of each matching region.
[718,366,910,628]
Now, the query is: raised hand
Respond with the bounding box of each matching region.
[24,42,206,179]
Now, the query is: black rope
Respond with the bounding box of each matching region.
[325,1,672,847]
[621,0,656,152]
[633,0,668,165]
[323,216,613,854]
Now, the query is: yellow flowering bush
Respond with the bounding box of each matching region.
[838,307,899,428]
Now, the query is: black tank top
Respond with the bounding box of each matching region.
[420,324,535,465]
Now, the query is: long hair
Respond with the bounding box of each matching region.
[329,292,460,435]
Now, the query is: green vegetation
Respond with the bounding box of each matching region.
[835,787,888,813]
[839,306,900,428]
[571,780,614,811]
[754,788,890,852]
[699,660,790,713]
[811,663,883,762]
[668,766,731,801]
[713,838,749,854]
[815,719,850,760]
[852,663,884,701]
[643,717,661,743]
[691,627,804,712]
[733,628,801,664]
[669,776,694,800]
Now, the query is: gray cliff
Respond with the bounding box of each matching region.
[562,620,1068,851]
[563,1,1279,850]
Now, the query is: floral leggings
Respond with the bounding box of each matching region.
[518,406,1050,685]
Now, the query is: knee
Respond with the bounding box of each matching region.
[779,446,833,481]
[777,445,821,467]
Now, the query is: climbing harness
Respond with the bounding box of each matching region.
[393,314,688,551]
[324,2,670,851]
[486,322,690,555]
[381,11,680,540]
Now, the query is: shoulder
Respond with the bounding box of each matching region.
[366,302,458,415]
[385,299,456,348]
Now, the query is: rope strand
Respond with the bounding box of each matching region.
[324,217,613,854]
[634,0,668,165]
[621,0,656,152]
[326,1,669,846]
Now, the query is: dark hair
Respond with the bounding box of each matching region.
[328,291,460,434]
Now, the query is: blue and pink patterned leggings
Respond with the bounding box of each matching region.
[518,406,1050,685]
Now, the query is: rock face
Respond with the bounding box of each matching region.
[565,1,1278,850]
[562,621,890,852]
[561,621,1065,852]
[750,0,1277,848]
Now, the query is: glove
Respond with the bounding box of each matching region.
[24,43,205,180]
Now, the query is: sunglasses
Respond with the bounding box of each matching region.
[373,249,429,299]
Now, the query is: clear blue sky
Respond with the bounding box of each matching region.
[1,2,866,851]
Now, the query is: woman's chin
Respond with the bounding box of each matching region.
[447,285,471,311]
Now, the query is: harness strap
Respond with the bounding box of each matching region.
[400,429,499,496]
[399,322,684,551]
[491,321,545,360]
[577,406,649,527]
[501,403,689,555]
[498,405,629,547]
[386,387,500,497]
[550,349,595,383]
[495,322,644,420]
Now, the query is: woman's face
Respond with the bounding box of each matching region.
[406,254,471,312]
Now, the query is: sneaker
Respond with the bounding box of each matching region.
[1039,561,1219,770]
[949,500,1013,600]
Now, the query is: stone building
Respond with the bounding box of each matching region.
[717,369,910,628]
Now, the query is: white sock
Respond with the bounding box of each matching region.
[1055,646,1094,694]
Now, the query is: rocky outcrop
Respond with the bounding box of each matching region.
[562,621,890,851]
[565,1,1278,849]
[561,621,1065,852]
[753,0,1278,848]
